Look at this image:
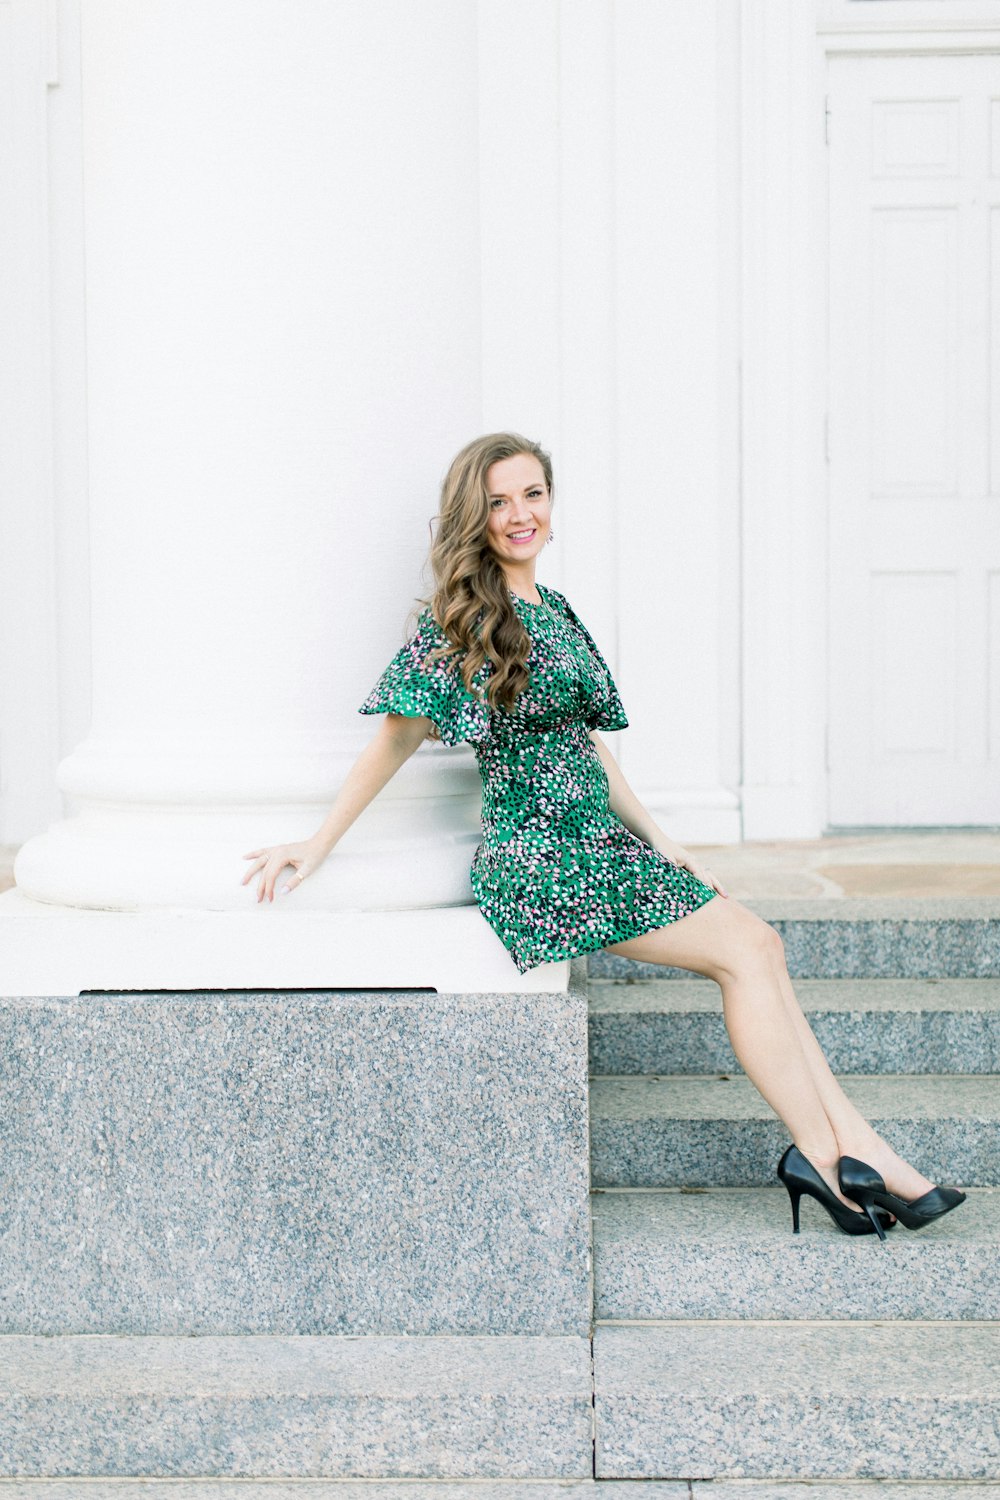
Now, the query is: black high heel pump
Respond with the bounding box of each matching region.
[777,1145,894,1237]
[839,1155,966,1240]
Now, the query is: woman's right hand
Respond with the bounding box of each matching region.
[241,839,326,903]
[239,717,427,906]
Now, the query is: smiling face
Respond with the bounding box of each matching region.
[484,452,552,585]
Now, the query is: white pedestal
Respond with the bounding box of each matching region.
[0,888,569,997]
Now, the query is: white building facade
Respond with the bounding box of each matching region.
[1,0,998,990]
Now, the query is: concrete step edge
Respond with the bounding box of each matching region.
[591,1072,1000,1106]
[0,1485,695,1500]
[6,1483,997,1498]
[591,1072,1000,1111]
[746,898,1000,919]
[588,976,1000,1011]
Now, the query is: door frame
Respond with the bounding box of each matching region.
[739,0,1000,838]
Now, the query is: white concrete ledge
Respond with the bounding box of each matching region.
[0,890,568,996]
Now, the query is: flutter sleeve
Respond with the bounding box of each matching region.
[358,606,492,747]
[548,588,630,732]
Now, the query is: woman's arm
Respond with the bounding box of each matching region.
[309,712,431,856]
[589,730,728,897]
[242,712,432,902]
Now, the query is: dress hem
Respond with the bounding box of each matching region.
[501,884,719,975]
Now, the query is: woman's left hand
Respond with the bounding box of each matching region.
[653,838,728,898]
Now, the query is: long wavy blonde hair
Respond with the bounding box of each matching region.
[416,432,554,727]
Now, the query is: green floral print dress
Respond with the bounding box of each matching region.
[359,582,717,973]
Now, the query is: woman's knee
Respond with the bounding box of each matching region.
[716,901,785,980]
[603,894,784,984]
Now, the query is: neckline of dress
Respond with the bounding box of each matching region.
[509,584,547,608]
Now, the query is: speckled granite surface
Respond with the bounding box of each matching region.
[0,1482,996,1498]
[593,1322,1000,1479]
[589,977,1000,1074]
[590,1073,1000,1187]
[0,1335,593,1479]
[593,1186,999,1320]
[691,1487,1000,1499]
[0,1488,997,1500]
[588,900,1000,979]
[0,1485,690,1499]
[3,894,994,1485]
[0,990,590,1335]
[0,1488,691,1499]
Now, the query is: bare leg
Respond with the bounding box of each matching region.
[605,894,862,1208]
[771,961,935,1199]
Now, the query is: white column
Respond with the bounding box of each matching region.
[739,0,828,838]
[0,0,63,843]
[611,0,742,845]
[5,1,575,993]
[12,0,489,915]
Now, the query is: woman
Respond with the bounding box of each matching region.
[242,431,964,1239]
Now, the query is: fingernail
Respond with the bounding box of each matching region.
[280,885,289,894]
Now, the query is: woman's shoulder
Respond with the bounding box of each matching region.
[539,584,608,652]
[408,601,477,664]
[538,582,570,611]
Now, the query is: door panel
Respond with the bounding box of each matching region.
[827,53,1000,825]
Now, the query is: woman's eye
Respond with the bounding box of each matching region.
[490,491,543,508]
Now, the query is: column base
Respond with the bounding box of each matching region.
[0,890,568,996]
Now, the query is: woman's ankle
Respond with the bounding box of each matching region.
[793,1140,840,1173]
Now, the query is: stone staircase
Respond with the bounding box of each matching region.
[1,899,999,1495]
[588,898,1000,1483]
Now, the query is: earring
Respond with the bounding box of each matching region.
[546,528,555,545]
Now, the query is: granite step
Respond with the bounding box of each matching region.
[683,1489,1000,1500]
[589,1073,1000,1187]
[592,1321,1000,1480]
[5,1482,998,1497]
[589,976,1000,1076]
[0,1489,682,1500]
[0,1335,592,1479]
[592,1185,1000,1320]
[587,897,1000,980]
[0,1487,693,1499]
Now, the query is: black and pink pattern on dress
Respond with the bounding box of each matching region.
[359,583,716,973]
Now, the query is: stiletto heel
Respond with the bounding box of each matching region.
[839,1155,966,1232]
[857,1197,888,1243]
[777,1144,892,1237]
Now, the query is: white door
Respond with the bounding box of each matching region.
[827,51,1000,826]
